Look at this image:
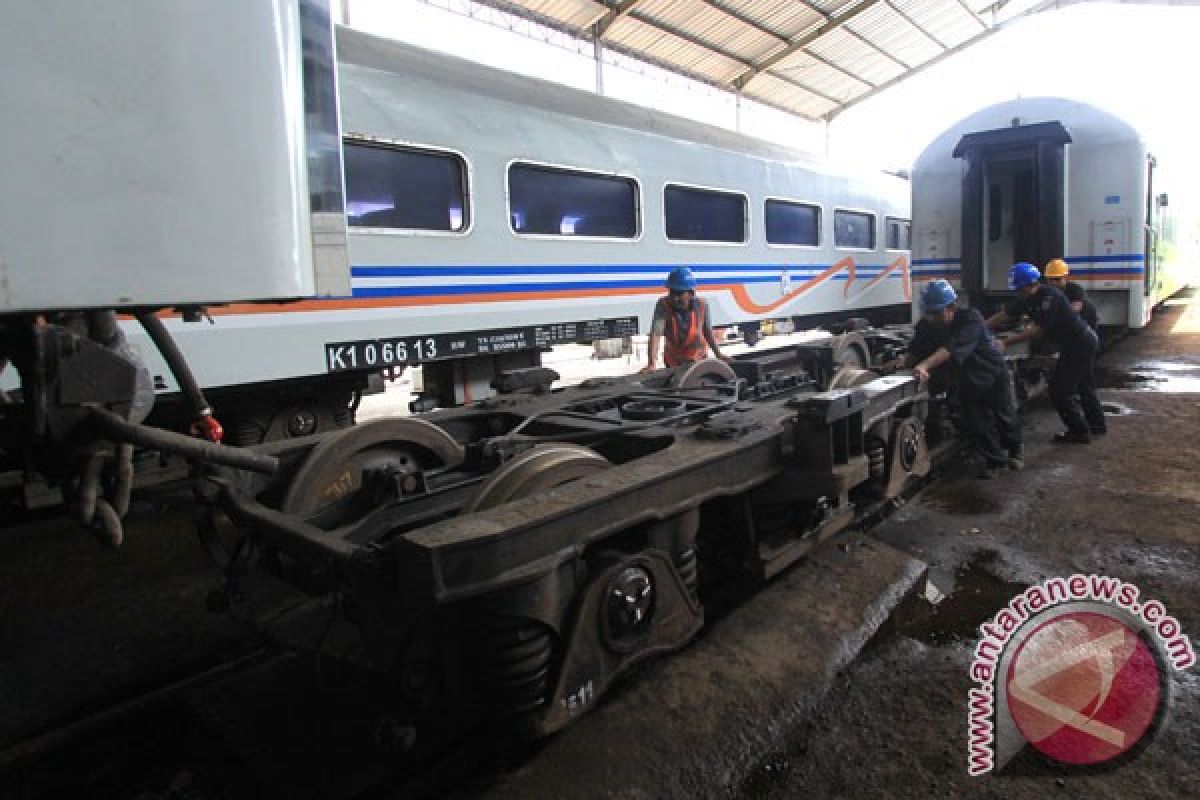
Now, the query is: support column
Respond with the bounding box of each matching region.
[594,37,604,95]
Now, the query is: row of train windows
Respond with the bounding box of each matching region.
[342,140,912,250]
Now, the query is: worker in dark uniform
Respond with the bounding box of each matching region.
[1044,258,1099,331]
[988,262,1105,442]
[913,280,1022,476]
[643,266,730,371]
[883,296,956,443]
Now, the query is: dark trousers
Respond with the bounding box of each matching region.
[960,372,1022,467]
[923,367,953,445]
[1050,333,1105,435]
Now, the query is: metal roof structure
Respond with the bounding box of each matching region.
[460,0,1154,121]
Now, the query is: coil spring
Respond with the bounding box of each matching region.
[473,614,556,716]
[867,439,886,479]
[675,546,700,597]
[225,417,268,447]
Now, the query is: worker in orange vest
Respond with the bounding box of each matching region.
[644,266,730,371]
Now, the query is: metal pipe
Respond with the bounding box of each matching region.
[89,408,278,474]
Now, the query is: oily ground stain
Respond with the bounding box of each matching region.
[875,553,1029,647]
[1095,363,1200,393]
[921,481,1001,516]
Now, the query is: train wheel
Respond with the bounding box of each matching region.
[668,357,737,389]
[828,367,880,390]
[281,418,464,515]
[460,444,609,716]
[828,332,873,390]
[462,444,609,513]
[884,416,930,498]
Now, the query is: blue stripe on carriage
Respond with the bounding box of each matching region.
[350,263,897,278]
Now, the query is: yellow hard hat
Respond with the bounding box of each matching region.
[1044,258,1069,278]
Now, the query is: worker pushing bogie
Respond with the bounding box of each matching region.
[1044,258,1099,332]
[988,262,1106,443]
[910,280,1022,479]
[644,267,731,371]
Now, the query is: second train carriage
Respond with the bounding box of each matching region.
[911,97,1194,328]
[88,28,912,438]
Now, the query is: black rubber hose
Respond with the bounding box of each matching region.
[135,312,211,419]
[112,443,134,517]
[75,450,106,526]
[90,408,278,474]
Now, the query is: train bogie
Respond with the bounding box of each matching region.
[206,334,929,737]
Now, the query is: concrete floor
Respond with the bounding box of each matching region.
[733,291,1200,799]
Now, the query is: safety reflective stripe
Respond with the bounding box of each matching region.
[662,297,708,367]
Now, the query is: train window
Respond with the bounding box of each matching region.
[765,199,820,246]
[886,217,911,250]
[834,209,876,249]
[343,140,468,231]
[508,163,638,238]
[665,185,747,243]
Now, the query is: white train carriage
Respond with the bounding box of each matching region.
[107,28,910,435]
[911,97,1192,327]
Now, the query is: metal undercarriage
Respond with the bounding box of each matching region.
[202,330,934,737]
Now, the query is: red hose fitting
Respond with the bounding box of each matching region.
[191,412,224,444]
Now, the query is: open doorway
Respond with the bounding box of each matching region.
[983,154,1037,290]
[955,121,1070,305]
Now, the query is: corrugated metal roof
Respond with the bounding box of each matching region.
[465,0,1071,120]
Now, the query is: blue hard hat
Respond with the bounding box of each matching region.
[920,279,957,312]
[1008,261,1041,290]
[666,266,697,291]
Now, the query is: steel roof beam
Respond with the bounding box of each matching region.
[595,0,645,37]
[697,0,791,42]
[732,0,887,89]
[844,26,913,70]
[783,47,876,91]
[952,0,991,30]
[823,0,1076,121]
[461,0,834,117]
[883,1,949,49]
[611,6,848,107]
[798,1,914,71]
[700,0,883,93]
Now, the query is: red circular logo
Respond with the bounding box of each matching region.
[1005,611,1163,765]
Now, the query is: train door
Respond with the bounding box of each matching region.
[1143,154,1160,299]
[954,121,1072,305]
[982,153,1037,291]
